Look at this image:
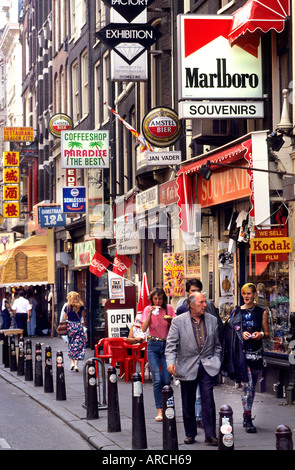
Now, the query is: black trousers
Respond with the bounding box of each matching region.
[180,362,217,440]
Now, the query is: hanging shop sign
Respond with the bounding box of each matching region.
[163,252,185,297]
[96,23,162,65]
[177,15,263,108]
[49,114,73,138]
[3,151,20,167]
[251,228,291,262]
[102,0,156,22]
[3,127,34,142]
[3,151,20,219]
[61,130,109,169]
[74,240,96,268]
[62,186,86,213]
[146,151,182,166]
[142,107,182,148]
[179,101,264,119]
[39,205,66,228]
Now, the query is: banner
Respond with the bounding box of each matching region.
[113,253,133,276]
[89,252,110,278]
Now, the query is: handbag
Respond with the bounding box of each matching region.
[56,321,68,335]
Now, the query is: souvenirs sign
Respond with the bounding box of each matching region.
[61,130,109,169]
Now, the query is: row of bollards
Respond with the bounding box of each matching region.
[85,357,294,451]
[0,335,67,402]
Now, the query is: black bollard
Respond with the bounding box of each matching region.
[162,385,178,450]
[44,346,54,393]
[86,359,99,420]
[3,334,9,368]
[276,425,293,450]
[9,336,17,371]
[56,351,67,401]
[132,372,147,449]
[107,366,121,432]
[218,405,234,450]
[17,336,25,376]
[34,342,43,386]
[0,332,4,365]
[25,339,33,381]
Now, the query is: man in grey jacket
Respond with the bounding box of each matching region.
[166,292,221,446]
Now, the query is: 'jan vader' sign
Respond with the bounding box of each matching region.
[177,15,263,100]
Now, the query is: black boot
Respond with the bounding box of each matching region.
[244,413,257,433]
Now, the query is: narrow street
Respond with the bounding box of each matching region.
[0,377,93,450]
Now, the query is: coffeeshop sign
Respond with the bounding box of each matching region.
[177,15,263,101]
[61,130,109,169]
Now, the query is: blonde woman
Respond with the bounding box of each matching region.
[64,292,86,371]
[222,283,269,433]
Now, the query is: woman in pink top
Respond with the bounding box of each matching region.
[141,287,176,421]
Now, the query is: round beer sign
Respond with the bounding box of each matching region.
[142,107,182,148]
[49,114,73,138]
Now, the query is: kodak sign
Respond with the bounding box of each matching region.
[250,229,292,262]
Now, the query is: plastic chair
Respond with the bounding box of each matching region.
[132,342,148,384]
[94,338,112,364]
[109,343,134,382]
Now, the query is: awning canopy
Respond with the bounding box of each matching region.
[0,230,54,287]
[228,0,290,56]
[177,132,271,232]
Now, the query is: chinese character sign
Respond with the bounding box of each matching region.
[3,151,20,219]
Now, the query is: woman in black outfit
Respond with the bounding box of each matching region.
[222,283,269,433]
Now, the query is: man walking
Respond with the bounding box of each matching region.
[12,290,31,335]
[165,292,221,446]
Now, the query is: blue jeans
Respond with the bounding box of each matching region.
[147,339,171,409]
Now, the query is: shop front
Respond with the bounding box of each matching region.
[177,131,294,399]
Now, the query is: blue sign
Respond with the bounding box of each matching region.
[62,186,86,213]
[39,206,66,228]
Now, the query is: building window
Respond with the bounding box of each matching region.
[72,59,79,124]
[102,51,109,122]
[81,50,88,118]
[94,59,101,128]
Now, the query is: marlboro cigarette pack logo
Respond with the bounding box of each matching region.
[178,15,263,100]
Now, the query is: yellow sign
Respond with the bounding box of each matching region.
[250,237,293,254]
[4,168,20,184]
[3,202,20,218]
[3,127,34,142]
[3,185,19,201]
[3,151,20,167]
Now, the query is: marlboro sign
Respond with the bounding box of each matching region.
[178,15,263,104]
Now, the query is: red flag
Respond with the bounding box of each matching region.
[89,252,110,278]
[137,272,150,314]
[113,253,133,276]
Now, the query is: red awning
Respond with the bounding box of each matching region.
[228,0,290,56]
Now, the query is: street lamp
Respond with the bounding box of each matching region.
[198,160,294,180]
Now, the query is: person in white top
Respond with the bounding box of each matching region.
[12,290,31,333]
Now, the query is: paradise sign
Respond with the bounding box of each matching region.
[61,130,109,169]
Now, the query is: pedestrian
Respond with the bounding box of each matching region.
[12,290,31,335]
[176,278,223,428]
[63,291,86,372]
[141,287,176,422]
[222,282,269,433]
[165,291,221,446]
[27,290,37,336]
[1,292,11,330]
